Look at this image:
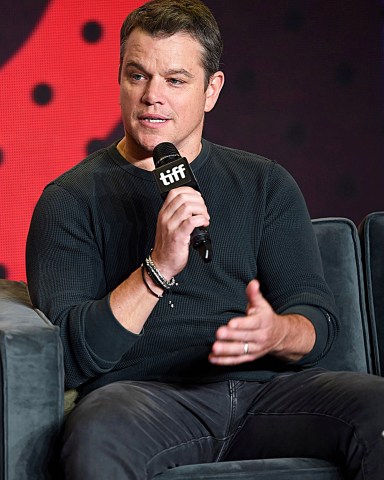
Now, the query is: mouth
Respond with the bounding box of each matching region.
[139,114,169,125]
[143,118,166,123]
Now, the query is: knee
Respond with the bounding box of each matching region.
[63,389,120,448]
[61,384,152,479]
[347,373,384,411]
[62,381,160,448]
[339,373,384,438]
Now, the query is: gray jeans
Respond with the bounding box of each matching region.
[61,368,384,479]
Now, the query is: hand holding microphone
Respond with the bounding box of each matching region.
[152,142,213,263]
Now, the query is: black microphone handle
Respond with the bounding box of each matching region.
[153,142,212,263]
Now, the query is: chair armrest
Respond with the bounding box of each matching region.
[0,280,64,480]
[358,211,384,375]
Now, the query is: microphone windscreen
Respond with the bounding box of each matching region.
[153,142,181,168]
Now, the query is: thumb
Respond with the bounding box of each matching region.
[246,279,265,314]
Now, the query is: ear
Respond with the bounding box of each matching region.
[204,71,225,113]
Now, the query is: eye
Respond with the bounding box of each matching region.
[130,73,145,81]
[168,78,185,86]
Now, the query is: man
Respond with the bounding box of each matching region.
[26,1,384,478]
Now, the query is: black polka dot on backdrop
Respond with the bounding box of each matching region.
[335,62,356,87]
[32,83,53,105]
[0,148,3,166]
[286,123,307,146]
[82,21,103,43]
[283,7,305,32]
[0,0,48,68]
[86,122,125,155]
[0,265,8,280]
[337,175,358,199]
[87,139,108,155]
[235,68,257,92]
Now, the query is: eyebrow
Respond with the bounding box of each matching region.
[165,68,194,79]
[124,61,194,78]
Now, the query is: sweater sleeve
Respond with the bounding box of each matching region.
[257,162,339,366]
[26,183,142,389]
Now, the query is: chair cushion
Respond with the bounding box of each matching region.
[156,458,343,479]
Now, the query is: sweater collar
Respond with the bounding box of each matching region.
[107,138,211,181]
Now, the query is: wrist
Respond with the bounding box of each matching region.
[148,251,176,282]
[144,253,176,291]
[141,264,164,298]
[270,314,290,354]
[270,314,316,361]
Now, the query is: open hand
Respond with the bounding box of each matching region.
[209,279,286,365]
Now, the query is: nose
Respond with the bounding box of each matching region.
[141,78,165,105]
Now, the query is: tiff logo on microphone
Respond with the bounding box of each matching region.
[159,164,186,186]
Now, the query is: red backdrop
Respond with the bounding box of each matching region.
[1,0,145,281]
[1,1,383,282]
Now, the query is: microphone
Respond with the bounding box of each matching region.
[152,142,212,263]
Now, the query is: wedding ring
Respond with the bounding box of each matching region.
[244,342,249,355]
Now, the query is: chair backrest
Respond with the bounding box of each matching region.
[312,217,373,373]
[358,212,384,375]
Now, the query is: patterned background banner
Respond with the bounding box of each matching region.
[1,0,383,281]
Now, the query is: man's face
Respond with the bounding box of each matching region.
[119,28,223,162]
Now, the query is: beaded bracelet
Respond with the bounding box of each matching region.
[144,254,176,290]
[141,264,163,299]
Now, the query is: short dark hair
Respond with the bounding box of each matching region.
[119,0,223,88]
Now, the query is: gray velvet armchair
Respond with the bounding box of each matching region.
[358,211,384,376]
[0,281,63,480]
[0,215,381,479]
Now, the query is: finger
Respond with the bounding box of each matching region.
[157,208,209,247]
[209,338,267,365]
[211,338,267,358]
[163,188,206,213]
[211,339,252,356]
[162,198,208,222]
[162,193,210,228]
[208,351,258,365]
[215,314,263,336]
[246,279,262,310]
[165,186,201,198]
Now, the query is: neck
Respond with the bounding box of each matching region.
[116,138,155,171]
[116,137,202,170]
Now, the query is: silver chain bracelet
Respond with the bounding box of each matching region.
[144,254,176,290]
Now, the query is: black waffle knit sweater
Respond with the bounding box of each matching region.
[26,139,338,398]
